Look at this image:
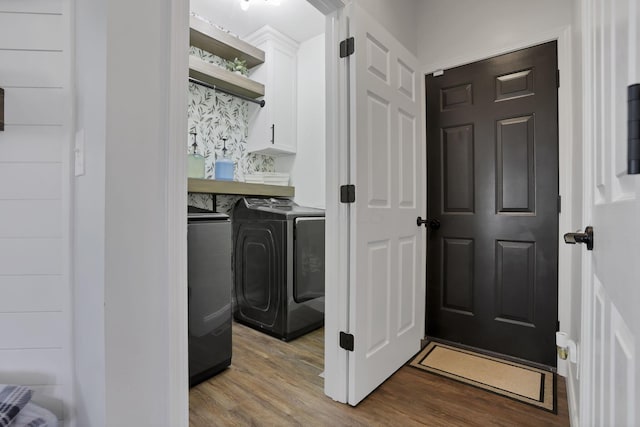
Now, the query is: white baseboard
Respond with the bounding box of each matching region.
[566,366,580,427]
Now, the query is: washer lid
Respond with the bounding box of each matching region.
[244,197,294,208]
[237,197,324,218]
[252,205,324,217]
[187,212,229,221]
[280,206,324,218]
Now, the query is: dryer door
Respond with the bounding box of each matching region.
[234,222,284,327]
[294,217,325,303]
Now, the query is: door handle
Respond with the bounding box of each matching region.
[563,226,594,250]
[416,217,441,230]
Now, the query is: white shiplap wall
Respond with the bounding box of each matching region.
[0,0,72,424]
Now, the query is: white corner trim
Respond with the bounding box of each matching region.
[167,0,190,424]
[566,366,580,427]
[63,0,76,425]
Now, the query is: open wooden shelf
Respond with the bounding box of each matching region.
[190,16,265,69]
[188,178,294,197]
[189,56,265,99]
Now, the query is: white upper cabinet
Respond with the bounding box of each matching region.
[245,26,298,156]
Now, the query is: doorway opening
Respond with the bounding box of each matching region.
[184,0,328,420]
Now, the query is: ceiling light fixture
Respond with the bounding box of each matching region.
[239,0,281,11]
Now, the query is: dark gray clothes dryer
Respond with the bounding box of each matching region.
[187,207,232,386]
[232,197,325,341]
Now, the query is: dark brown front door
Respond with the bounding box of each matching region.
[425,42,559,366]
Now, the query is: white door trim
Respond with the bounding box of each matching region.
[421,25,576,370]
[323,5,350,403]
[167,0,189,424]
[577,1,592,423]
[577,0,594,425]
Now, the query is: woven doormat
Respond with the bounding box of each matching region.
[410,342,556,412]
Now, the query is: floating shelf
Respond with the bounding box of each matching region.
[189,56,265,99]
[248,145,296,157]
[190,16,265,69]
[188,178,294,197]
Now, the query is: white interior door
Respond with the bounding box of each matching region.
[581,0,639,425]
[347,3,425,405]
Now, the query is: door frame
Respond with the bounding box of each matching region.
[421,26,578,420]
[321,0,349,403]
[578,4,593,426]
[166,0,350,421]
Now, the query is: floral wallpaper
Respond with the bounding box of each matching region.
[188,192,245,214]
[187,44,275,214]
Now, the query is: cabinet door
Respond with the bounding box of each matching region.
[270,44,296,154]
[246,27,298,156]
[246,59,271,153]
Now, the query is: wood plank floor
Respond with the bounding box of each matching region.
[189,322,570,426]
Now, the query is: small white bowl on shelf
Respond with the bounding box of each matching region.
[262,172,290,186]
[244,172,264,184]
[244,172,290,186]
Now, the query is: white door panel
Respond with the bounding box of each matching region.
[347,3,425,405]
[581,0,639,425]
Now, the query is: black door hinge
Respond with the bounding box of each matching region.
[340,331,354,351]
[340,184,355,203]
[340,37,355,58]
[0,88,4,132]
[556,69,560,88]
[557,321,560,332]
[558,195,562,213]
[628,84,640,174]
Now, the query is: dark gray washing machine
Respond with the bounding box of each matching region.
[187,207,232,386]
[232,197,325,341]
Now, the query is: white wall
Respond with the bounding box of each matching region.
[355,0,421,56]
[103,1,173,424]
[417,0,572,69]
[276,33,326,209]
[74,0,186,425]
[0,0,73,423]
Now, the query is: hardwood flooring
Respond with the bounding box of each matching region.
[189,322,570,426]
